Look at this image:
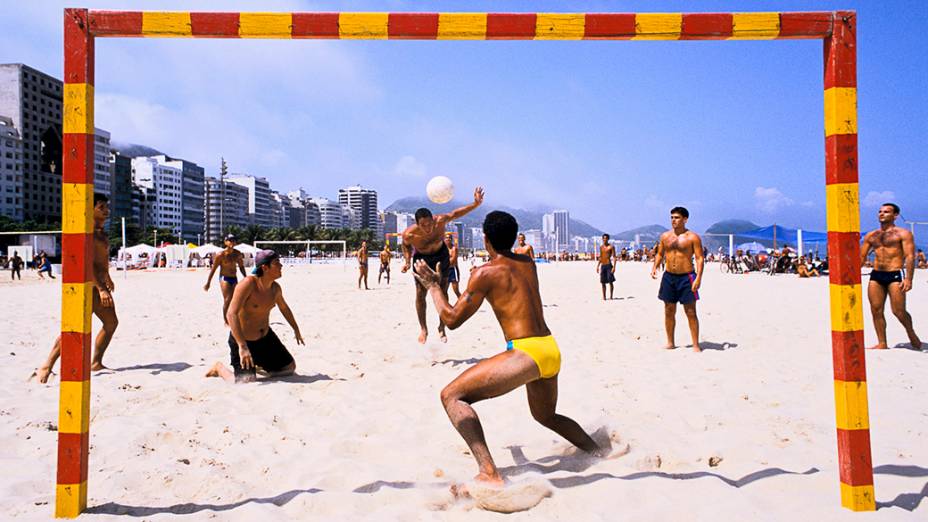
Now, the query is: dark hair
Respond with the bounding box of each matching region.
[670,206,689,218]
[602,233,610,240]
[483,211,518,251]
[414,208,433,223]
[882,202,900,215]
[94,193,109,206]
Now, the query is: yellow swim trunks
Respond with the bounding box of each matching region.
[507,335,561,379]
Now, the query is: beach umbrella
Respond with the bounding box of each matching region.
[737,241,766,254]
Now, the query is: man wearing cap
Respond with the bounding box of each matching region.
[204,234,247,324]
[206,250,305,383]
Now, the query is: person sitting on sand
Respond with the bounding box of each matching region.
[32,194,117,383]
[796,256,819,278]
[401,186,484,344]
[414,210,606,489]
[203,234,247,324]
[206,250,305,383]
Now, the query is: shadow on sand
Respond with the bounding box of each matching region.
[108,362,193,374]
[85,488,323,516]
[699,341,739,351]
[891,342,925,352]
[257,373,343,385]
[433,358,484,368]
[875,464,928,511]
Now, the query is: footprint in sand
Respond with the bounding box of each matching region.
[433,476,553,513]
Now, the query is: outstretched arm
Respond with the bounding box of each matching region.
[275,285,304,344]
[444,187,485,221]
[414,260,486,329]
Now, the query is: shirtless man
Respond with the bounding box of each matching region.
[414,211,605,487]
[861,203,920,349]
[401,187,484,344]
[206,250,305,383]
[378,244,392,285]
[651,207,705,352]
[445,233,462,299]
[596,234,617,300]
[513,233,535,260]
[203,234,246,324]
[32,194,118,383]
[917,249,926,269]
[357,240,370,290]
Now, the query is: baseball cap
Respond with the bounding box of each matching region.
[253,249,279,273]
[224,234,237,242]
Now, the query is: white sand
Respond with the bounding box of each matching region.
[1,261,926,520]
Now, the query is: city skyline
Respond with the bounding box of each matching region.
[2,1,925,235]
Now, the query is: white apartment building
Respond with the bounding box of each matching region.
[131,156,183,236]
[338,184,379,231]
[309,197,344,229]
[0,115,23,220]
[93,128,112,197]
[226,174,273,227]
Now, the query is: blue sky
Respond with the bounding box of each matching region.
[1,1,925,234]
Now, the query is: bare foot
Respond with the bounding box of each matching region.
[205,361,224,378]
[439,329,448,344]
[90,361,109,372]
[866,344,888,350]
[418,329,428,344]
[664,344,676,350]
[692,344,702,353]
[31,367,53,384]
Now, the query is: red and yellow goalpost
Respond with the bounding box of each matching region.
[58,9,870,517]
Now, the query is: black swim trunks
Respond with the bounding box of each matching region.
[413,243,451,279]
[870,270,903,288]
[600,263,616,284]
[228,328,294,380]
[658,271,699,304]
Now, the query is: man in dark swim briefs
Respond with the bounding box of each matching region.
[444,232,462,299]
[861,203,920,349]
[357,240,370,290]
[206,250,305,383]
[204,234,247,324]
[401,186,484,344]
[651,206,705,352]
[414,211,606,489]
[379,243,392,285]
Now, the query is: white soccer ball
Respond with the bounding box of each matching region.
[426,176,454,204]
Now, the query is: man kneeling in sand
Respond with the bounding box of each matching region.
[414,211,605,488]
[206,250,305,383]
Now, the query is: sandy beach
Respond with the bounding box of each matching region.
[1,261,926,520]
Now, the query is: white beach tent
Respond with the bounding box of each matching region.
[188,244,223,267]
[234,243,258,267]
[121,243,157,268]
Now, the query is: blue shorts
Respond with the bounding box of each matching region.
[448,266,459,283]
[600,264,615,284]
[658,271,698,304]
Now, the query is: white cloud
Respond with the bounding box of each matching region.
[862,190,895,207]
[754,186,794,213]
[392,155,427,178]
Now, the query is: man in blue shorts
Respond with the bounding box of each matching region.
[651,207,705,352]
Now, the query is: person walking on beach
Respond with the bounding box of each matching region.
[597,234,617,300]
[10,252,23,280]
[401,187,484,344]
[861,203,921,349]
[651,207,705,352]
[36,252,55,280]
[357,240,370,290]
[414,211,606,488]
[445,233,462,299]
[513,233,535,260]
[32,194,118,383]
[203,234,247,324]
[379,243,392,285]
[206,250,305,383]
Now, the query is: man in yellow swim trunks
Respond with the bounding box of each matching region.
[414,210,605,488]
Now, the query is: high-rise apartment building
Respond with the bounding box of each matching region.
[270,191,288,228]
[109,152,133,224]
[131,156,183,236]
[553,210,570,251]
[309,197,344,229]
[170,157,205,243]
[203,175,249,241]
[93,128,112,197]
[226,174,272,228]
[0,115,23,220]
[338,185,379,231]
[0,64,63,222]
[522,229,544,253]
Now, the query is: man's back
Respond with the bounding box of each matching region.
[477,254,549,341]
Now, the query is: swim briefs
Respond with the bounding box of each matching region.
[219,275,237,285]
[658,271,699,304]
[870,270,903,288]
[507,335,561,379]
